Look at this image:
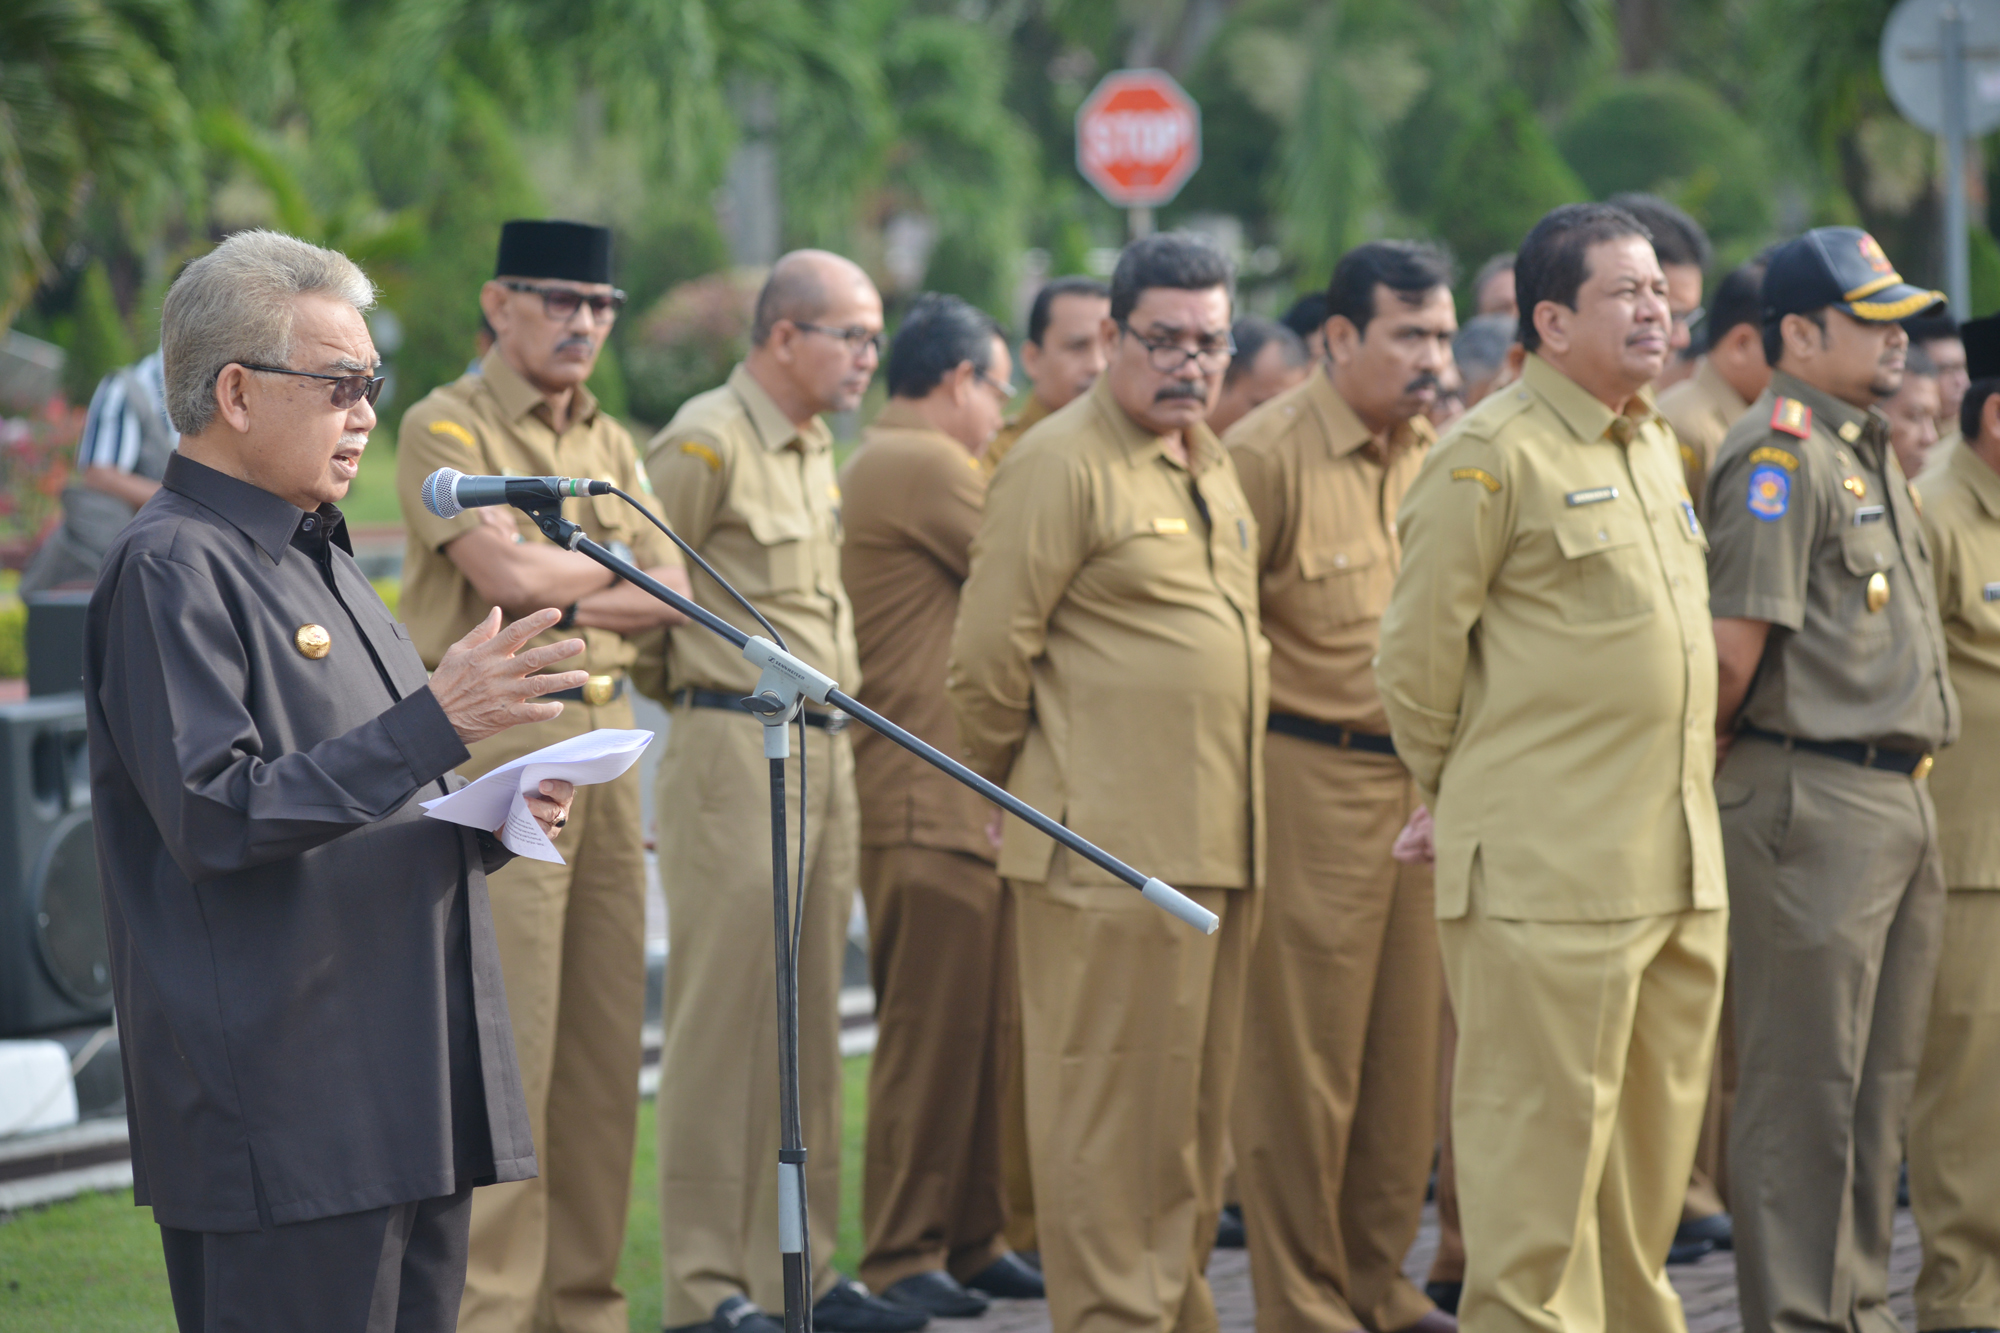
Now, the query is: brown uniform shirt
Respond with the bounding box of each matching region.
[1378,354,1725,922]
[1704,369,1958,753]
[640,364,859,697]
[1226,371,1431,732]
[948,375,1268,891]
[397,350,674,670]
[1657,356,1750,518]
[1918,443,2000,888]
[840,402,993,861]
[982,394,1050,476]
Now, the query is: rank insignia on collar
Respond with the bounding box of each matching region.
[1838,420,1863,443]
[1771,397,1812,438]
[1843,475,1868,499]
[1909,482,1923,514]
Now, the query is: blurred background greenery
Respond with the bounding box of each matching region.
[6,0,1999,454]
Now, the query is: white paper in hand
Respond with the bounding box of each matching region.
[422,728,653,864]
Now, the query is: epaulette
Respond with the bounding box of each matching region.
[1770,397,1812,439]
[1453,383,1536,441]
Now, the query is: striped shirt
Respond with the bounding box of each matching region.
[76,351,176,474]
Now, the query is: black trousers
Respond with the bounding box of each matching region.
[160,1187,474,1333]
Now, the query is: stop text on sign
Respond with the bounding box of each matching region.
[1075,69,1202,209]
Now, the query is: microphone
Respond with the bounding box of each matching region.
[422,468,612,519]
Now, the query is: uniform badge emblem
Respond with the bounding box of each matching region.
[1152,517,1190,534]
[1843,475,1868,499]
[1866,571,1890,613]
[1747,465,1790,521]
[427,420,477,450]
[1838,420,1863,443]
[1771,398,1812,438]
[1748,446,1799,470]
[1565,487,1619,507]
[1450,467,1501,493]
[295,624,332,659]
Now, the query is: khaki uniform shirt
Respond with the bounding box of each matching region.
[1918,443,2000,888]
[948,375,1269,891]
[840,402,993,861]
[982,394,1050,476]
[640,364,858,696]
[1704,370,1958,753]
[1378,354,1725,922]
[1657,357,1750,518]
[397,351,674,671]
[1226,371,1431,732]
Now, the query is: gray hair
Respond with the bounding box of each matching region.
[161,230,376,434]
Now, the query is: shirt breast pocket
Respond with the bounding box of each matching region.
[1839,523,1897,642]
[1553,511,1656,623]
[1297,543,1388,628]
[743,508,814,595]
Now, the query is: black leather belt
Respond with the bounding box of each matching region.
[677,687,849,732]
[544,674,624,705]
[1267,711,1398,757]
[1740,727,1933,778]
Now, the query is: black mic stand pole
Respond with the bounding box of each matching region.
[510,495,1218,1333]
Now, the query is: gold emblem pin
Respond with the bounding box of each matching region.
[1843,475,1868,499]
[1838,420,1863,443]
[1913,754,1934,781]
[583,675,615,706]
[1866,571,1890,613]
[295,624,332,659]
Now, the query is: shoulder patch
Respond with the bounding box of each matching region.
[1747,464,1791,521]
[679,441,722,472]
[1770,397,1811,439]
[1451,467,1501,493]
[428,420,478,449]
[1748,445,1799,471]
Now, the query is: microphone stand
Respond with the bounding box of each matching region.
[509,492,1217,1333]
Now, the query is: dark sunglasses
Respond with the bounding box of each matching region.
[501,280,628,322]
[239,363,385,409]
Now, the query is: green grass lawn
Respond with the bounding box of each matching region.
[0,1055,873,1332]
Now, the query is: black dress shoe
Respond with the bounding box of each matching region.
[1423,1281,1462,1315]
[1676,1211,1732,1251]
[966,1251,1045,1299]
[883,1271,988,1319]
[815,1278,932,1333]
[666,1295,785,1333]
[1215,1203,1246,1249]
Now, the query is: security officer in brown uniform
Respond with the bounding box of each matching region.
[641,250,924,1333]
[1224,240,1456,1333]
[396,219,689,1333]
[1658,259,1770,519]
[1909,312,2000,1333]
[1377,204,1727,1333]
[949,232,1267,1333]
[984,277,1110,475]
[840,294,1045,1318]
[1702,227,1958,1333]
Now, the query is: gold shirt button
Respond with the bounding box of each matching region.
[295,624,331,659]
[1866,571,1890,613]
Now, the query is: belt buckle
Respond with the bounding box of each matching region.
[583,674,616,707]
[1913,753,1934,781]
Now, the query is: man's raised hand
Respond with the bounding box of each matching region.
[429,607,588,745]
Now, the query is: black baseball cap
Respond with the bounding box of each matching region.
[1762,227,1944,325]
[495,219,614,284]
[1962,313,2000,380]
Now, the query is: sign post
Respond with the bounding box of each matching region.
[1075,70,1202,242]
[1881,0,2000,314]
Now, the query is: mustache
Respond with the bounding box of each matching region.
[556,335,596,355]
[1154,382,1208,402]
[1403,371,1442,396]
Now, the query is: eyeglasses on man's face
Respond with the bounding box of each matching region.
[792,322,887,359]
[1120,322,1236,374]
[238,363,386,410]
[501,280,628,323]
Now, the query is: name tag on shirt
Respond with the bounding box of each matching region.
[1566,487,1619,507]
[1152,517,1190,535]
[1852,505,1887,524]
[1985,582,2000,602]
[1680,501,1702,538]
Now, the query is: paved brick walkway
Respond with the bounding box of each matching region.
[960,1206,1924,1333]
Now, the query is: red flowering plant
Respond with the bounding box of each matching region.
[0,399,84,561]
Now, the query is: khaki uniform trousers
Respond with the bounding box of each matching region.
[858,845,1017,1291]
[459,697,648,1333]
[1721,740,1945,1333]
[1014,851,1259,1333]
[1235,736,1439,1333]
[655,706,856,1328]
[1001,1041,1038,1254]
[1441,897,1725,1333]
[1909,891,2000,1332]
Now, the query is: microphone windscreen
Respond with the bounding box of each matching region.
[423,468,464,520]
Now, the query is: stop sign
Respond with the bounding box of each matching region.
[1076,69,1202,209]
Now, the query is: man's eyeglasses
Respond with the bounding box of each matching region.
[1120,322,1236,374]
[792,322,887,358]
[1673,306,1706,335]
[239,364,385,410]
[977,370,1015,401]
[501,280,628,323]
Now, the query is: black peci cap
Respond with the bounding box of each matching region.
[1762,227,1943,326]
[495,220,614,284]
[1961,313,2000,380]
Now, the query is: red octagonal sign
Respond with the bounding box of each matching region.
[1076,69,1202,209]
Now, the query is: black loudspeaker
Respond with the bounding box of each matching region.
[26,590,91,697]
[0,696,112,1036]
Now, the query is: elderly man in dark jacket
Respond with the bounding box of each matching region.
[85,228,589,1333]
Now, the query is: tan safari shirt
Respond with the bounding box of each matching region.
[1377,354,1725,922]
[397,350,674,671]
[1919,443,2000,888]
[1657,357,1750,520]
[1704,370,1958,754]
[840,403,993,860]
[948,375,1269,891]
[640,364,858,698]
[982,393,1050,477]
[1227,370,1432,733]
